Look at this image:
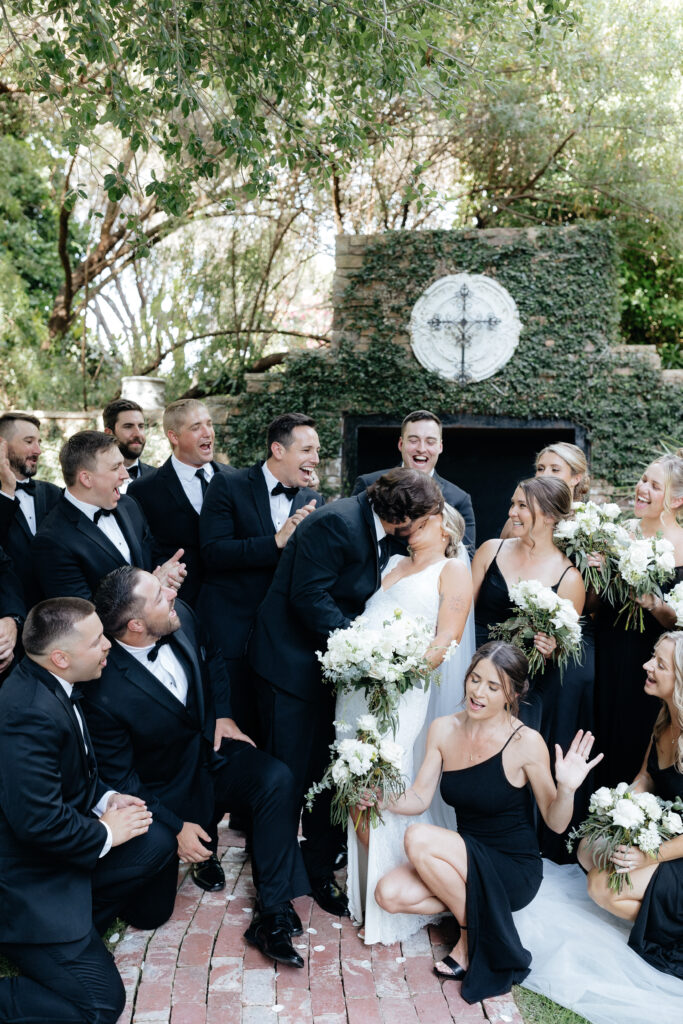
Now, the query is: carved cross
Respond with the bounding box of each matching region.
[426,283,501,384]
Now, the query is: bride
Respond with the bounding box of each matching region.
[335,504,475,944]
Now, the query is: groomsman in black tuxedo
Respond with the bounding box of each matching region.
[351,409,476,557]
[0,598,176,1024]
[0,545,25,677]
[0,412,62,606]
[249,468,444,916]
[129,398,235,606]
[198,412,323,737]
[102,397,155,491]
[84,566,310,968]
[32,431,184,600]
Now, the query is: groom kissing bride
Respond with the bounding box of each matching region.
[249,468,444,922]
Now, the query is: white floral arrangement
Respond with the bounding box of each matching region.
[305,715,405,828]
[664,580,683,628]
[318,609,437,734]
[614,534,676,631]
[567,783,683,893]
[553,500,629,603]
[489,578,582,678]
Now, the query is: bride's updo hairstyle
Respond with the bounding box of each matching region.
[650,449,683,521]
[442,503,465,558]
[367,468,444,523]
[652,632,683,774]
[535,442,590,499]
[465,641,530,716]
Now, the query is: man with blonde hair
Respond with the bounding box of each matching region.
[129,399,234,605]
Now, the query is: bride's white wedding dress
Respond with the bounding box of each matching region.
[335,552,475,945]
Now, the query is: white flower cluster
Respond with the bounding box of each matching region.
[554,500,625,543]
[618,535,676,589]
[553,501,630,602]
[319,610,433,688]
[508,579,582,644]
[664,580,683,628]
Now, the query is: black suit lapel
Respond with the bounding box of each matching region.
[171,628,205,726]
[73,510,128,565]
[115,502,144,566]
[36,669,96,796]
[34,481,53,526]
[117,647,194,722]
[160,458,199,520]
[249,464,276,534]
[359,492,382,590]
[12,499,33,542]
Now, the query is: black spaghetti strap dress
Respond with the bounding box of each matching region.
[628,740,683,978]
[439,726,543,1003]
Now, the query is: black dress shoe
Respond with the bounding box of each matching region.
[285,903,303,936]
[334,847,348,870]
[190,855,225,892]
[244,911,304,968]
[310,876,349,917]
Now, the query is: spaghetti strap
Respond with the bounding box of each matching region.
[500,724,525,753]
[554,564,573,589]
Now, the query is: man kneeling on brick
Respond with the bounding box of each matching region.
[82,565,310,968]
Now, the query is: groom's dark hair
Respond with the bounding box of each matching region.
[368,468,443,523]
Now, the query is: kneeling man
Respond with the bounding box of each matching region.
[0,598,176,1024]
[84,566,310,967]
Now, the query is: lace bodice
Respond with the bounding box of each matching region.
[358,555,448,632]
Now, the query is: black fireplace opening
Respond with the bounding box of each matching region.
[344,414,589,545]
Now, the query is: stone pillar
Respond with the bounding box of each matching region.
[121,376,166,410]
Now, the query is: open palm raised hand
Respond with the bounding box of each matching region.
[554,730,603,792]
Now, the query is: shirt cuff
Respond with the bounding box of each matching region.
[92,790,117,818]
[99,820,113,858]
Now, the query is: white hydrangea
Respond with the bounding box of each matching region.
[664,581,683,627]
[611,798,645,830]
[635,822,662,855]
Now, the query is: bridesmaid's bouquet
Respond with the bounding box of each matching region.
[567,783,683,893]
[489,579,582,678]
[318,610,437,735]
[553,500,629,602]
[613,534,676,631]
[664,580,683,628]
[305,715,405,828]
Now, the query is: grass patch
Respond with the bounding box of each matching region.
[514,985,591,1024]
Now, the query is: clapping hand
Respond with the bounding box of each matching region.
[554,730,603,792]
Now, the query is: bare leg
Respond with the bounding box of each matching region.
[586,863,658,923]
[349,806,370,850]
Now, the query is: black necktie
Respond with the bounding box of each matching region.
[94,507,115,524]
[127,464,139,480]
[15,479,36,494]
[148,635,172,662]
[271,481,299,501]
[378,536,391,572]
[195,468,209,498]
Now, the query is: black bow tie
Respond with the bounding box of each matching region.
[70,685,84,704]
[94,507,116,524]
[127,464,139,480]
[147,635,173,662]
[271,482,299,501]
[15,479,36,494]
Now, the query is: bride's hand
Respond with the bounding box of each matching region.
[555,730,603,791]
[356,788,384,811]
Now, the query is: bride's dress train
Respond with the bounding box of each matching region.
[335,552,475,945]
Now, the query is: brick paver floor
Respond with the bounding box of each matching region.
[114,821,525,1024]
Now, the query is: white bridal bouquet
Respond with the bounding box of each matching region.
[553,500,629,602]
[318,610,438,735]
[489,579,582,678]
[305,715,405,828]
[614,534,676,631]
[664,580,683,628]
[567,783,683,893]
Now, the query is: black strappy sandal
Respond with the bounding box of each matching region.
[433,925,467,980]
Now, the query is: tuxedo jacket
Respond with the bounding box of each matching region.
[351,467,476,558]
[82,602,232,837]
[129,457,235,606]
[198,463,324,659]
[249,491,401,703]
[0,479,61,606]
[0,545,25,621]
[0,658,109,944]
[127,460,155,481]
[31,493,154,600]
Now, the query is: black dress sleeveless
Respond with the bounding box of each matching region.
[439,727,543,1003]
[628,740,683,978]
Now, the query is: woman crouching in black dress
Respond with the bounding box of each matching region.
[579,631,683,979]
[364,641,601,1004]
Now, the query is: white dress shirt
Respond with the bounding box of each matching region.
[0,479,37,534]
[261,462,295,531]
[64,490,131,563]
[51,673,114,856]
[117,638,189,706]
[118,460,140,494]
[171,455,214,514]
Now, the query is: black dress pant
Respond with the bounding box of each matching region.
[256,675,344,884]
[0,821,176,1024]
[224,656,261,743]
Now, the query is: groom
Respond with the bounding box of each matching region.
[249,468,444,916]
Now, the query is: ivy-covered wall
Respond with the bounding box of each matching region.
[222,224,682,497]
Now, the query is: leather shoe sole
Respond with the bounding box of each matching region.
[190,855,225,892]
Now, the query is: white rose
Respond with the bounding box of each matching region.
[589,786,615,812]
[356,714,381,737]
[602,503,622,520]
[610,798,645,830]
[634,791,663,821]
[662,810,683,834]
[331,759,351,785]
[615,781,630,796]
[534,587,559,612]
[554,520,580,540]
[378,739,404,769]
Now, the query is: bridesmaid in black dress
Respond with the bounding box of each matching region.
[592,451,683,788]
[579,632,683,979]
[471,477,585,733]
[370,641,601,1004]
